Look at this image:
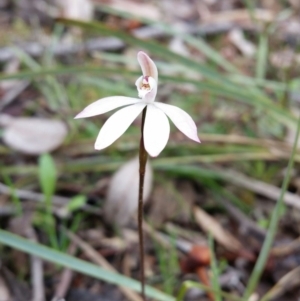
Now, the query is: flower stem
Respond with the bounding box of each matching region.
[138,107,148,300]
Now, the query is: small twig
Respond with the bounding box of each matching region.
[0,182,101,216]
[214,168,300,210]
[0,182,68,206]
[0,37,124,63]
[26,227,45,301]
[271,236,300,257]
[221,198,266,241]
[65,230,143,301]
[193,206,242,253]
[260,266,300,301]
[52,244,77,301]
[0,205,16,216]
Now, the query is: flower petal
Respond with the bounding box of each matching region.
[154,102,200,143]
[135,76,157,102]
[144,104,170,157]
[95,103,146,150]
[137,51,158,83]
[75,96,140,119]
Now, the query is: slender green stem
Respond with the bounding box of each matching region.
[244,114,300,299]
[138,107,148,300]
[209,235,222,301]
[256,32,268,80]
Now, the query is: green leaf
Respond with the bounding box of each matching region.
[38,153,57,200]
[0,230,174,301]
[256,33,268,79]
[67,195,87,212]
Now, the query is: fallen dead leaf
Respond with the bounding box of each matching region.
[59,0,94,21]
[204,9,275,24]
[193,206,242,252]
[228,28,256,57]
[104,157,152,226]
[1,115,68,155]
[0,275,11,301]
[100,0,161,21]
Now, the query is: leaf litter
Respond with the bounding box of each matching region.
[1,0,300,300]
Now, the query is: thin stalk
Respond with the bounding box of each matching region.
[138,107,148,300]
[209,235,222,301]
[244,113,300,299]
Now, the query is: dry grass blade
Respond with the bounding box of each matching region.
[221,198,266,241]
[260,266,300,301]
[26,227,45,301]
[193,206,242,252]
[0,275,11,301]
[0,182,100,216]
[199,134,292,149]
[271,236,300,257]
[65,230,143,301]
[211,168,300,210]
[52,244,77,301]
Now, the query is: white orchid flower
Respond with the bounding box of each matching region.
[75,51,200,157]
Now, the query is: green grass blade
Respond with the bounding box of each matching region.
[256,33,268,79]
[0,65,295,126]
[0,65,138,80]
[208,235,222,301]
[92,7,292,94]
[56,18,232,84]
[243,0,256,21]
[96,4,238,73]
[38,153,59,249]
[55,18,296,127]
[0,230,174,301]
[243,113,300,299]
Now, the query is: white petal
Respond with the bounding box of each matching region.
[137,51,158,83]
[144,104,170,157]
[135,76,157,102]
[95,103,146,150]
[154,102,200,143]
[75,96,140,119]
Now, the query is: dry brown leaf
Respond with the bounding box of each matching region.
[228,29,256,57]
[261,266,300,300]
[270,49,296,69]
[104,157,152,226]
[1,115,68,154]
[193,206,242,252]
[204,9,275,24]
[0,275,11,301]
[66,230,143,301]
[59,0,94,21]
[102,0,161,21]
